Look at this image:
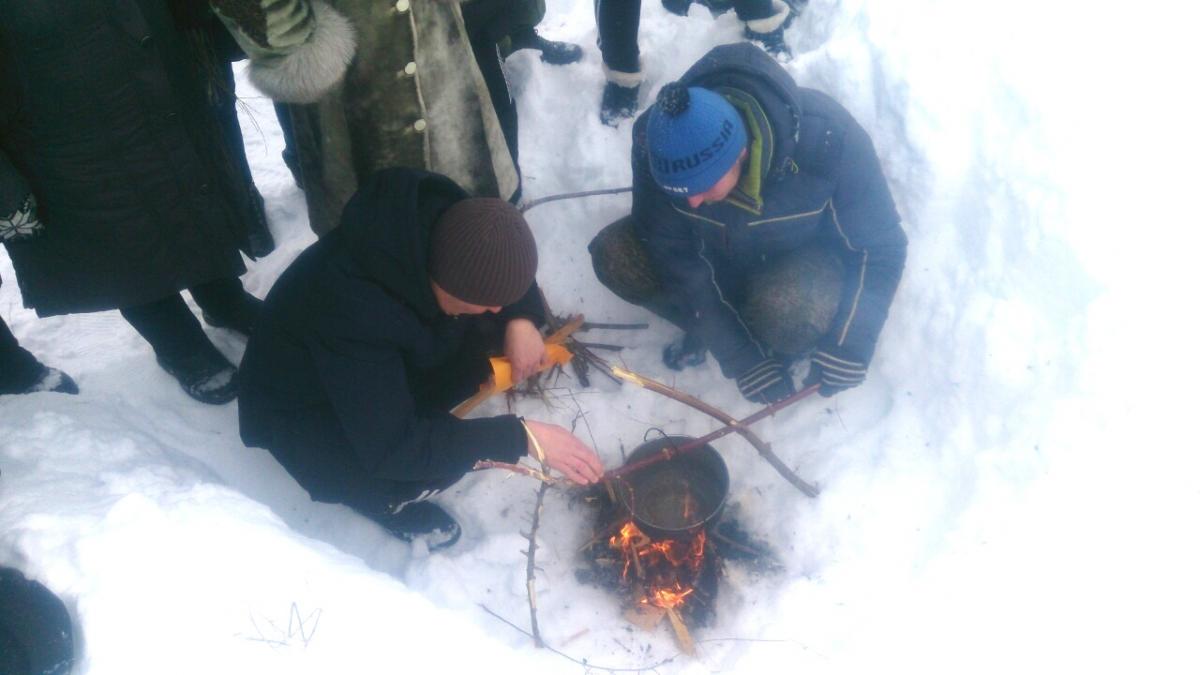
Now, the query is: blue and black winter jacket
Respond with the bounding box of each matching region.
[631,43,908,379]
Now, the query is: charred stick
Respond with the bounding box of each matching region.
[580,321,650,331]
[575,341,624,351]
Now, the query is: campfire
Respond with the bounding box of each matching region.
[579,435,777,655]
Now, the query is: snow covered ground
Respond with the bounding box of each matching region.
[3,1,1199,672]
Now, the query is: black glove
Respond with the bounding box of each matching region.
[803,349,867,397]
[737,358,795,404]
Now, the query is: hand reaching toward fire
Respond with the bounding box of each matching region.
[522,419,604,485]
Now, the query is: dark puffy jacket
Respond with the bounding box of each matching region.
[0,0,268,316]
[631,43,907,378]
[238,169,541,496]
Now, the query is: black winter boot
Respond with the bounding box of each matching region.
[600,82,640,126]
[744,1,795,58]
[378,502,462,551]
[156,350,238,405]
[510,27,583,65]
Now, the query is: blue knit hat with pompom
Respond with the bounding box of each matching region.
[646,83,747,196]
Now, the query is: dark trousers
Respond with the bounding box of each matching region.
[462,0,521,176]
[596,0,777,73]
[588,216,844,357]
[0,315,44,394]
[119,277,247,362]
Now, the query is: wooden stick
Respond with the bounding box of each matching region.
[519,186,633,214]
[585,355,820,498]
[604,385,821,481]
[665,607,696,656]
[526,481,550,648]
[580,321,650,331]
[471,460,571,487]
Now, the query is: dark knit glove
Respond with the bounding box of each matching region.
[803,349,867,397]
[737,358,795,404]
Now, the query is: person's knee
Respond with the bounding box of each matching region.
[588,216,661,302]
[741,245,844,357]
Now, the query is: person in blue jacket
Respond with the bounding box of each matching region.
[590,43,907,403]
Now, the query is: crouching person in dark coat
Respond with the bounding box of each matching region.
[239,169,604,550]
[590,43,907,403]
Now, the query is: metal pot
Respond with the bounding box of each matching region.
[614,435,730,540]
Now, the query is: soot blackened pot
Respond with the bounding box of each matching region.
[615,435,730,540]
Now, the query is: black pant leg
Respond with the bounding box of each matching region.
[188,277,245,315]
[0,316,45,393]
[120,294,215,361]
[463,0,521,179]
[734,0,777,22]
[596,0,642,72]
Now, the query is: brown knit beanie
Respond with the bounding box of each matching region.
[429,198,538,307]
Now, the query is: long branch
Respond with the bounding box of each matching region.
[520,186,633,214]
[582,353,820,498]
[604,385,821,481]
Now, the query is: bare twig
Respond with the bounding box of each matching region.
[580,321,650,331]
[520,186,633,214]
[576,341,625,351]
[526,481,550,648]
[583,354,820,498]
[472,460,572,487]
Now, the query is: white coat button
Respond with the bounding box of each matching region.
[404,62,417,76]
[395,0,410,12]
[413,119,427,132]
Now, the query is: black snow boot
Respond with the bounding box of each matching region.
[744,1,796,59]
[510,27,583,66]
[24,367,79,395]
[0,365,79,396]
[156,349,238,405]
[662,332,707,371]
[378,502,462,552]
[600,82,640,126]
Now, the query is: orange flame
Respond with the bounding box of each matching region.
[608,521,707,610]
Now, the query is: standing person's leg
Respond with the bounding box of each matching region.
[189,277,263,338]
[0,315,77,395]
[736,0,795,57]
[507,0,583,65]
[462,0,522,198]
[596,0,644,125]
[120,294,237,404]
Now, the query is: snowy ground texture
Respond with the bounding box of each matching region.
[4,1,1200,672]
